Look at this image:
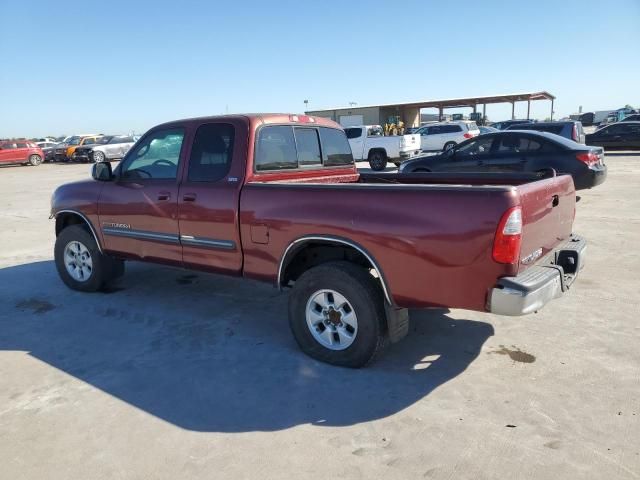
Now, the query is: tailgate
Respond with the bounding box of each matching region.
[517,174,575,274]
[399,134,420,152]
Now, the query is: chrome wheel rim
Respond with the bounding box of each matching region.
[64,241,93,282]
[444,143,455,151]
[94,151,104,162]
[30,155,41,165]
[305,289,358,350]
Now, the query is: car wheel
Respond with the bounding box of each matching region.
[28,154,42,166]
[288,261,387,368]
[92,151,105,163]
[54,225,124,292]
[443,142,456,152]
[368,151,388,171]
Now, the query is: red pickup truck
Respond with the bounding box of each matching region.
[51,114,586,367]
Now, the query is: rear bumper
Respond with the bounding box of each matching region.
[488,234,586,316]
[575,164,607,190]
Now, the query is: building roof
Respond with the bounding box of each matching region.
[307,92,555,113]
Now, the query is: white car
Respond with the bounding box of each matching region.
[415,121,480,152]
[345,125,421,170]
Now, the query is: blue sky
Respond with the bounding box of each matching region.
[1,0,638,137]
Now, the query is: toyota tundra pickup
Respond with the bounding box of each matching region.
[51,114,586,367]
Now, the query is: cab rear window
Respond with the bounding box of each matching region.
[255,126,354,171]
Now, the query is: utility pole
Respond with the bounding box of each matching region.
[304,99,309,112]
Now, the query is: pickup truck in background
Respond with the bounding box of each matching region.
[51,114,586,368]
[344,125,420,170]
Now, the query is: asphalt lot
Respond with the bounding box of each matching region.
[1,156,639,479]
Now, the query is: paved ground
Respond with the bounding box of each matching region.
[1,156,639,479]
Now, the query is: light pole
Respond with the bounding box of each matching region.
[348,101,357,108]
[303,99,309,112]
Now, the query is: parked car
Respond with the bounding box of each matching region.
[479,126,499,135]
[50,113,586,367]
[621,114,640,122]
[0,140,44,166]
[54,135,102,162]
[399,130,607,190]
[585,121,640,150]
[72,135,137,163]
[344,125,420,170]
[490,119,535,130]
[505,121,585,144]
[414,121,480,152]
[37,141,58,162]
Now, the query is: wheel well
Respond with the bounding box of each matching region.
[55,212,91,237]
[279,240,391,303]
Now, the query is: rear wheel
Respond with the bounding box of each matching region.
[54,225,124,292]
[288,261,387,368]
[368,150,388,171]
[28,154,42,166]
[443,142,456,152]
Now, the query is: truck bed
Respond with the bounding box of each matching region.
[240,171,576,311]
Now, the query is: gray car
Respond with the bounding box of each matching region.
[505,121,585,144]
[72,135,137,163]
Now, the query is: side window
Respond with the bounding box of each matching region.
[188,123,235,182]
[3,143,17,149]
[16,142,28,148]
[442,125,461,133]
[120,128,185,180]
[83,138,96,145]
[456,137,494,157]
[294,128,322,166]
[255,126,297,171]
[606,125,624,135]
[345,128,362,139]
[367,126,384,137]
[428,126,441,135]
[319,127,354,166]
[497,135,541,152]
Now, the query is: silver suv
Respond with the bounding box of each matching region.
[72,135,138,163]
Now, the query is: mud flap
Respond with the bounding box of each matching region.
[385,304,409,343]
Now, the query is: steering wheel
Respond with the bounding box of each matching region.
[152,159,174,167]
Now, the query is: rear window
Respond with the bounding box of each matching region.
[344,128,362,139]
[466,122,478,130]
[319,127,354,166]
[254,125,353,171]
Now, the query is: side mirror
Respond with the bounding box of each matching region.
[92,161,113,181]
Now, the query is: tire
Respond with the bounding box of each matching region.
[288,261,387,368]
[54,225,124,292]
[92,151,105,163]
[28,154,42,166]
[368,151,388,171]
[443,142,456,152]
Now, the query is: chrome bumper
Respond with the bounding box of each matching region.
[489,234,586,316]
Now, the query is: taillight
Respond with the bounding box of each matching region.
[572,124,578,141]
[493,206,522,264]
[463,132,473,139]
[576,152,598,166]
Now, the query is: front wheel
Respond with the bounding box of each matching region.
[368,151,388,171]
[54,225,124,292]
[288,261,387,368]
[28,154,42,166]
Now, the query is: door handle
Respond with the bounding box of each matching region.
[157,191,171,201]
[183,193,197,202]
[552,195,559,207]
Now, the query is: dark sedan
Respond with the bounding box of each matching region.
[586,121,640,150]
[399,130,607,190]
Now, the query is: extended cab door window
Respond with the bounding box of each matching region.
[319,127,354,166]
[120,128,185,180]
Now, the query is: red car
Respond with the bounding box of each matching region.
[50,114,586,367]
[0,140,44,166]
